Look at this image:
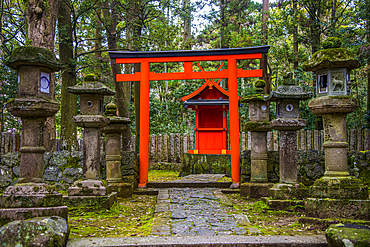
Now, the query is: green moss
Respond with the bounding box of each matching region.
[244,121,270,131]
[84,74,99,82]
[254,79,266,88]
[322,37,342,49]
[303,48,360,71]
[329,95,353,99]
[32,186,39,192]
[240,94,268,103]
[5,46,64,71]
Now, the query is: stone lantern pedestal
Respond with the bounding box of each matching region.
[64,74,117,209]
[240,80,273,198]
[101,102,133,198]
[0,46,67,226]
[303,38,369,220]
[267,73,312,210]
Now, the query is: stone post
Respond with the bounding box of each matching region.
[267,72,312,204]
[239,79,272,198]
[0,46,67,225]
[101,102,132,198]
[304,37,369,220]
[66,74,117,209]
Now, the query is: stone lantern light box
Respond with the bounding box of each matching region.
[304,37,360,97]
[316,68,349,96]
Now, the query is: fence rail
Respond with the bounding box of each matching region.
[1,129,370,161]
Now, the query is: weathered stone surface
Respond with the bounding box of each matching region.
[326,223,370,247]
[269,183,308,200]
[309,177,368,200]
[68,179,106,196]
[62,167,83,184]
[1,183,63,208]
[180,153,231,177]
[0,206,68,227]
[0,216,69,247]
[305,198,369,220]
[240,183,273,198]
[63,192,116,209]
[43,166,62,182]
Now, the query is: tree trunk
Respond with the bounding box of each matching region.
[103,0,132,150]
[220,0,228,48]
[293,0,298,71]
[367,21,370,113]
[58,0,78,151]
[23,0,59,151]
[182,0,191,50]
[94,0,102,75]
[261,0,270,94]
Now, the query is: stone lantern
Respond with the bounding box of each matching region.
[303,37,369,220]
[268,72,312,202]
[66,74,116,207]
[0,46,67,224]
[101,102,133,198]
[240,79,272,198]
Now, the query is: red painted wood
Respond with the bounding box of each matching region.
[116,69,263,82]
[228,58,240,183]
[138,61,150,188]
[115,53,262,64]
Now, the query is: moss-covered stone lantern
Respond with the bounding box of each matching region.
[239,79,272,198]
[303,37,369,220]
[0,46,67,224]
[67,74,115,203]
[267,72,312,204]
[304,38,358,97]
[101,102,133,198]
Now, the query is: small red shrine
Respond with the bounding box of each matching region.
[182,67,231,155]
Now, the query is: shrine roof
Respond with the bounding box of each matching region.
[181,78,229,102]
[109,46,270,59]
[184,99,229,107]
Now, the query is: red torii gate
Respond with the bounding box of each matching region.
[109,46,270,188]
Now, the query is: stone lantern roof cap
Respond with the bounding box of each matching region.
[240,79,269,103]
[303,37,360,72]
[5,46,64,72]
[268,72,313,101]
[67,74,115,96]
[104,102,131,123]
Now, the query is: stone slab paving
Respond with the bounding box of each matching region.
[151,187,260,236]
[67,174,328,246]
[67,235,328,247]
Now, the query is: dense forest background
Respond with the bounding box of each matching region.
[0,0,369,151]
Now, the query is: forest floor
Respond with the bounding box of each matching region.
[67,170,324,239]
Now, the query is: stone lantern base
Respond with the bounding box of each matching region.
[304,177,369,220]
[240,183,274,198]
[64,180,117,209]
[0,183,68,227]
[108,183,133,198]
[267,183,308,211]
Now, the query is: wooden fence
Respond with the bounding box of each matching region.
[1,129,370,161]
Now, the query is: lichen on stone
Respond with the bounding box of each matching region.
[303,48,360,72]
[5,46,64,71]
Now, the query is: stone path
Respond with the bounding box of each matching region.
[67,174,328,247]
[151,182,260,236]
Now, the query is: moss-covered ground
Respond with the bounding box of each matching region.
[227,194,325,236]
[68,194,156,238]
[148,170,180,182]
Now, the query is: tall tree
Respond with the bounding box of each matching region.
[102,0,132,150]
[23,0,59,151]
[58,0,77,150]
